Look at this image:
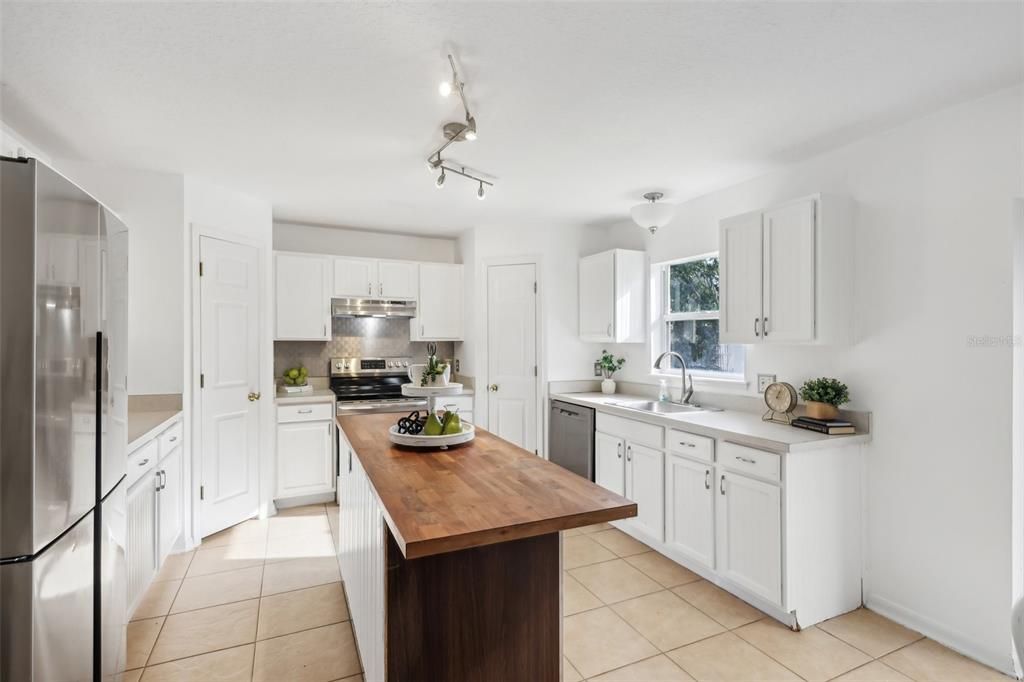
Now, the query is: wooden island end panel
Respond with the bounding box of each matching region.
[386,530,560,682]
[338,413,636,559]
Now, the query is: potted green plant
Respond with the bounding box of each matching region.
[799,377,850,420]
[596,349,626,394]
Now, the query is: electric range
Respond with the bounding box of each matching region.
[330,356,426,416]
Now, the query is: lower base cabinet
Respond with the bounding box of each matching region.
[665,453,715,568]
[277,401,336,501]
[715,469,782,605]
[336,428,385,682]
[591,407,862,629]
[126,417,184,615]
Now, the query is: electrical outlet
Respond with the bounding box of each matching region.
[757,374,776,393]
[454,359,461,373]
[594,362,602,377]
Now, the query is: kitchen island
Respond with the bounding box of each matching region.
[335,413,636,682]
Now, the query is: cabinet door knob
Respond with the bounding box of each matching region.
[248,392,261,402]
[487,384,499,392]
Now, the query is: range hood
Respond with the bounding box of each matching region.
[331,297,417,318]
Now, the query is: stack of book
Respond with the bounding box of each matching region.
[792,416,855,435]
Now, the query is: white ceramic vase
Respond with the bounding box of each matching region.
[408,363,451,386]
[601,378,616,394]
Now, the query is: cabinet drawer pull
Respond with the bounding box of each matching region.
[735,455,757,465]
[168,436,177,443]
[704,469,711,490]
[763,317,769,337]
[626,445,632,462]
[720,474,726,495]
[138,458,149,467]
[616,442,622,459]
[298,408,313,414]
[754,317,760,337]
[679,441,696,448]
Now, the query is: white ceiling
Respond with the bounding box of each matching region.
[2,2,1020,236]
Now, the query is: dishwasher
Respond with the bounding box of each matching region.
[548,400,595,480]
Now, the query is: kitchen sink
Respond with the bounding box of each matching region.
[610,400,721,414]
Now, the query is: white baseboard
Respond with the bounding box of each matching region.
[866,593,1017,677]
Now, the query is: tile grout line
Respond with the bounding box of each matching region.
[141,555,192,670]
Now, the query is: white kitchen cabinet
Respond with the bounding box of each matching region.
[579,249,646,343]
[337,438,385,682]
[412,263,463,341]
[276,400,336,501]
[378,260,419,299]
[333,257,419,300]
[665,453,715,569]
[595,431,625,496]
[333,257,378,298]
[720,194,853,345]
[157,445,182,564]
[626,442,664,542]
[715,470,782,605]
[126,466,157,613]
[275,252,330,340]
[126,416,184,617]
[439,395,474,425]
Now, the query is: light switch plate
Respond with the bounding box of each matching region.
[594,362,602,377]
[757,374,776,393]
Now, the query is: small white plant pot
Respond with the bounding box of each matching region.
[601,378,616,394]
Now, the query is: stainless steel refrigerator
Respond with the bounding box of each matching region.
[1,157,129,681]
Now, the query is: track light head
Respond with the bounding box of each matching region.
[477,181,486,200]
[436,169,446,188]
[465,117,477,141]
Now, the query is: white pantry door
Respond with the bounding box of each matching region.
[200,236,261,537]
[486,263,538,452]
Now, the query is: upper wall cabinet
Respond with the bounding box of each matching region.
[333,257,419,299]
[579,249,646,343]
[275,252,331,340]
[412,263,463,341]
[720,195,853,345]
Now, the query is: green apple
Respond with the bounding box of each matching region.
[287,368,299,380]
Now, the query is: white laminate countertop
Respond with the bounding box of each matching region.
[550,392,871,454]
[275,389,338,405]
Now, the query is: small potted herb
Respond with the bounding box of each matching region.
[596,349,626,394]
[799,377,850,420]
[416,344,450,387]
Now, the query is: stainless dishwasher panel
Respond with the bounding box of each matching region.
[548,400,595,480]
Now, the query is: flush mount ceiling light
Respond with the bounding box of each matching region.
[631,192,675,234]
[426,53,495,199]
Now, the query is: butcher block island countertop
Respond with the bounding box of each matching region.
[335,413,637,682]
[337,413,636,558]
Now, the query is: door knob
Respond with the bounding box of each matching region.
[248,392,261,402]
[487,384,499,392]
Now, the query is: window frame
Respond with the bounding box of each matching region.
[651,253,746,383]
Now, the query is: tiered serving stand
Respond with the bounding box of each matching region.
[387,382,475,449]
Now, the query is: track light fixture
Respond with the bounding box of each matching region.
[426,53,495,196]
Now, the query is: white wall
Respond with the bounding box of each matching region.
[274,221,456,262]
[601,86,1021,672]
[0,121,51,162]
[183,176,275,539]
[58,161,185,395]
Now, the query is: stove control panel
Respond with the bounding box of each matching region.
[330,357,412,375]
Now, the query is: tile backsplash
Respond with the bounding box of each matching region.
[274,317,455,378]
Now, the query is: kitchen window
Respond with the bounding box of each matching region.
[653,255,745,380]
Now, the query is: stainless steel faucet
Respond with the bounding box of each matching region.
[654,351,693,405]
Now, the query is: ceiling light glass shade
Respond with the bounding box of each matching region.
[631,195,674,234]
[477,182,486,200]
[439,80,452,97]
[436,170,446,188]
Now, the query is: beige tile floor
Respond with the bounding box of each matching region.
[123,503,362,682]
[127,510,1009,682]
[561,524,1010,682]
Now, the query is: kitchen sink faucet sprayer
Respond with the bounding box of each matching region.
[654,351,693,405]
